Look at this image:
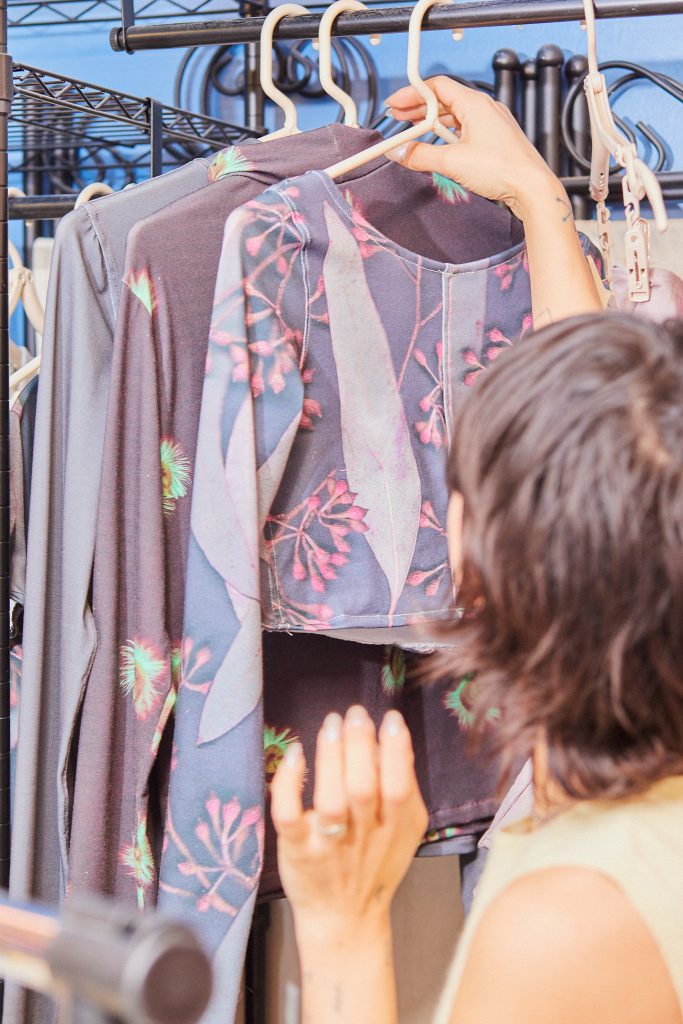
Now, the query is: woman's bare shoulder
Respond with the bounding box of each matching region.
[448,866,681,1024]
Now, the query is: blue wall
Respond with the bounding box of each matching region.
[12,8,683,164]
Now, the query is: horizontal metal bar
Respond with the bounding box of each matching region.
[562,170,683,196]
[9,195,76,219]
[110,0,683,52]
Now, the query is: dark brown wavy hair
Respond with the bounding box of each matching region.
[440,313,683,800]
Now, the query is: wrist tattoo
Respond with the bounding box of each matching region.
[556,195,573,223]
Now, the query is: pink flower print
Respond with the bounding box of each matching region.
[493,251,529,291]
[179,637,213,695]
[408,502,452,599]
[414,343,446,449]
[266,473,368,595]
[343,190,383,260]
[462,327,515,388]
[161,797,263,917]
[299,366,322,431]
[270,596,335,631]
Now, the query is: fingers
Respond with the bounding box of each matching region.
[344,706,380,829]
[313,712,348,829]
[379,711,426,831]
[271,742,308,842]
[387,139,465,182]
[386,76,484,123]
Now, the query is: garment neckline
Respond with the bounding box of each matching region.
[308,169,528,276]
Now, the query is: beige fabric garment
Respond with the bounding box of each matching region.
[434,775,683,1023]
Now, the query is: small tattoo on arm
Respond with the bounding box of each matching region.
[556,195,573,223]
[533,308,554,329]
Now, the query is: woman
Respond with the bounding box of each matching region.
[271,78,683,1024]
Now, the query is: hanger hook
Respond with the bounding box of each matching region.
[75,182,114,207]
[318,0,367,127]
[259,4,309,136]
[407,0,453,127]
[582,0,600,80]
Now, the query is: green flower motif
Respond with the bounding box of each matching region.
[119,639,166,720]
[208,146,254,183]
[444,674,500,729]
[119,816,154,909]
[264,725,299,783]
[431,172,469,204]
[381,646,407,694]
[160,437,191,517]
[124,268,157,315]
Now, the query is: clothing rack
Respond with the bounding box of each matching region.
[110,0,683,52]
[0,4,681,1024]
[10,62,261,223]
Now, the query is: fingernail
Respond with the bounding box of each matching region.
[387,143,408,163]
[323,713,343,742]
[346,705,369,728]
[284,742,303,764]
[382,710,405,737]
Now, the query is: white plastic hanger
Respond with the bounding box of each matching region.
[318,0,368,127]
[75,181,114,207]
[325,0,458,179]
[582,0,667,301]
[259,4,309,140]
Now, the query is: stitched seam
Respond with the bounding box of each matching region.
[254,188,311,627]
[314,170,528,277]
[84,205,118,320]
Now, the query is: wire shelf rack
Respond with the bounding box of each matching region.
[9,62,261,189]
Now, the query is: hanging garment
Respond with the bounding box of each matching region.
[68,121,524,924]
[258,632,500,901]
[434,775,683,1023]
[157,169,603,1023]
[6,157,215,1024]
[9,371,39,810]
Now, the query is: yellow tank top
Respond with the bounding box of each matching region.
[435,775,683,1023]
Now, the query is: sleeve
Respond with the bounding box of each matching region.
[158,195,306,1024]
[6,208,117,1024]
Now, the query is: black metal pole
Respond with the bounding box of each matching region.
[492,48,520,119]
[243,0,266,133]
[0,8,11,1021]
[9,195,78,220]
[536,43,564,174]
[521,58,539,145]
[565,53,590,217]
[110,0,683,52]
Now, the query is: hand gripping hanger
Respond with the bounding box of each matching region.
[582,0,667,302]
[318,0,369,127]
[259,4,309,140]
[325,0,458,179]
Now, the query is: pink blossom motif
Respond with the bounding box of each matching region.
[299,365,322,431]
[270,596,335,631]
[209,199,307,398]
[266,472,368,595]
[178,637,213,695]
[413,342,446,448]
[343,190,383,260]
[407,501,452,598]
[160,796,264,917]
[463,326,516,387]
[494,251,529,291]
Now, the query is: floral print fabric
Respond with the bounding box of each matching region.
[159,167,604,1021]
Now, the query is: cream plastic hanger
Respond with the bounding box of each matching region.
[259,4,309,140]
[325,0,457,179]
[318,0,367,127]
[75,181,114,207]
[582,0,667,301]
